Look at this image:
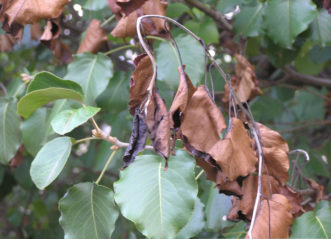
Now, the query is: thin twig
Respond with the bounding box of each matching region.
[279,120,331,133]
[100,15,116,27]
[96,150,118,184]
[104,44,138,56]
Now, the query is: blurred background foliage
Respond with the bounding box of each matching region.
[0,0,330,238]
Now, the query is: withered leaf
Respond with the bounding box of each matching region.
[107,0,147,18]
[0,0,69,39]
[279,186,304,217]
[77,19,108,54]
[223,54,262,104]
[122,109,148,168]
[169,66,196,129]
[9,144,24,169]
[129,53,153,115]
[257,123,290,185]
[217,180,243,197]
[210,118,257,183]
[245,194,293,239]
[180,86,226,153]
[306,178,324,203]
[40,20,72,63]
[111,0,167,38]
[145,89,170,165]
[0,33,15,51]
[227,174,280,221]
[30,22,43,40]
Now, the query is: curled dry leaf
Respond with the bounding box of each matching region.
[228,174,280,221]
[145,89,170,165]
[223,54,262,104]
[245,194,293,239]
[257,122,290,185]
[107,0,147,19]
[210,118,257,183]
[0,33,15,51]
[279,186,304,217]
[306,178,324,203]
[30,22,43,40]
[77,19,108,54]
[0,0,69,39]
[129,53,153,115]
[122,109,148,168]
[111,0,167,38]
[41,20,72,63]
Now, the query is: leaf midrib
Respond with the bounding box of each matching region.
[2,102,9,160]
[315,215,328,239]
[86,56,98,102]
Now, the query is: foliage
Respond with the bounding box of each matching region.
[0,0,330,239]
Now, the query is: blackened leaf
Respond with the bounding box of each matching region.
[122,109,148,167]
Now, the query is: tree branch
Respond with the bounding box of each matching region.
[184,0,233,31]
[284,66,331,88]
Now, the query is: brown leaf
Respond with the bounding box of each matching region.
[323,0,331,13]
[122,109,148,168]
[145,89,170,165]
[0,33,15,51]
[217,180,243,197]
[210,118,257,183]
[111,0,167,38]
[306,178,324,203]
[228,174,280,221]
[180,86,226,154]
[223,54,262,104]
[245,194,293,239]
[257,123,290,185]
[129,53,153,115]
[30,22,42,40]
[40,20,72,63]
[77,19,108,54]
[107,0,148,18]
[279,186,304,217]
[0,0,69,39]
[169,66,196,129]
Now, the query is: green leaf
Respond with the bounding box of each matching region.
[27,71,84,95]
[166,3,190,19]
[291,201,331,238]
[0,98,21,164]
[155,34,204,89]
[184,16,219,45]
[175,198,205,239]
[65,53,113,105]
[264,0,316,48]
[59,182,119,239]
[17,88,83,118]
[310,9,331,47]
[22,108,50,156]
[217,0,241,14]
[30,137,72,190]
[234,2,265,37]
[205,183,233,231]
[114,150,198,239]
[51,106,100,135]
[223,221,247,239]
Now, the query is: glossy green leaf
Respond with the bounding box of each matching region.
[27,71,84,95]
[166,3,190,19]
[17,88,83,118]
[51,106,100,135]
[184,16,219,45]
[59,182,119,239]
[205,183,233,231]
[114,150,197,239]
[155,34,204,89]
[65,53,113,105]
[22,108,50,156]
[175,198,205,239]
[310,9,331,47]
[309,45,331,63]
[223,221,247,239]
[234,2,265,37]
[30,137,72,190]
[0,98,22,164]
[264,0,316,48]
[291,201,331,238]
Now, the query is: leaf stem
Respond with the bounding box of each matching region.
[100,15,116,27]
[195,169,204,180]
[104,45,138,56]
[96,150,118,185]
[73,136,100,145]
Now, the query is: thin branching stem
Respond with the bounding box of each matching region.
[96,149,118,184]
